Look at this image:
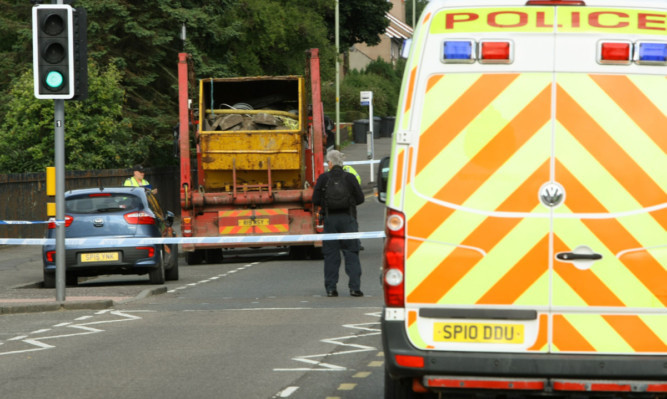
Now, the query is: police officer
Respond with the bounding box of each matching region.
[312,150,365,297]
[124,165,157,194]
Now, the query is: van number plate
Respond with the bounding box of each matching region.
[433,322,524,344]
[81,252,119,263]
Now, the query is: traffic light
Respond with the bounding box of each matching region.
[32,4,75,99]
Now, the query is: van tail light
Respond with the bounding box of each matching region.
[46,250,56,262]
[48,215,73,229]
[124,211,156,225]
[137,246,155,258]
[383,209,406,307]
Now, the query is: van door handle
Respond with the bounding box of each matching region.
[556,252,602,261]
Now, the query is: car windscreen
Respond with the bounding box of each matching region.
[66,194,142,214]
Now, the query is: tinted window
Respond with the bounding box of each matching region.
[66,194,142,213]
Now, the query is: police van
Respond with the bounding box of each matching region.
[377,0,667,397]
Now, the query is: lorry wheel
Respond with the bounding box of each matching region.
[289,246,308,260]
[204,249,223,264]
[308,246,323,260]
[186,250,204,265]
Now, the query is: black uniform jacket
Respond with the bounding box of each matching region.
[312,165,365,211]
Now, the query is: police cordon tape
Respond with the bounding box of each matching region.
[0,231,386,246]
[0,220,50,225]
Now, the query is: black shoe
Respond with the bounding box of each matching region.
[350,290,364,297]
[326,290,338,297]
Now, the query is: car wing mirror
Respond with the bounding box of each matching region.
[376,156,390,204]
[165,211,175,227]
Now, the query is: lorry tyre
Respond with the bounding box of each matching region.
[204,249,223,264]
[186,250,204,265]
[289,245,308,260]
[308,245,323,260]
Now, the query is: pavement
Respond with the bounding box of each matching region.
[0,136,393,315]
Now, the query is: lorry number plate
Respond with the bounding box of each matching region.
[433,322,524,344]
[238,218,269,226]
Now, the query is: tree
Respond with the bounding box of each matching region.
[405,0,429,28]
[0,0,393,171]
[310,0,392,52]
[0,63,138,173]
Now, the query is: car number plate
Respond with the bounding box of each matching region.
[80,252,119,263]
[433,322,524,344]
[238,218,269,226]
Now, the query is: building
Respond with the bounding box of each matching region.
[349,0,414,71]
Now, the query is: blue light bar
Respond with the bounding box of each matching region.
[636,42,667,64]
[443,40,475,63]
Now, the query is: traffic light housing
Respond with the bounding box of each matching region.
[32,5,75,99]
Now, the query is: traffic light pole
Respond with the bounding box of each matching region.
[55,99,66,302]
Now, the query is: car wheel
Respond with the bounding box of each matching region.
[165,246,179,281]
[43,271,55,289]
[186,250,204,265]
[66,273,78,287]
[148,252,165,284]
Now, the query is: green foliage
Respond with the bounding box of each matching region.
[0,0,393,172]
[322,58,405,122]
[405,0,430,27]
[0,63,138,173]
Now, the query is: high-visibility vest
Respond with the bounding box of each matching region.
[343,165,361,184]
[123,177,151,188]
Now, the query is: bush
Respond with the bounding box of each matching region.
[322,57,405,123]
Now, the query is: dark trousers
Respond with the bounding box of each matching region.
[323,212,361,291]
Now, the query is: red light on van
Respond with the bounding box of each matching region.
[383,209,405,307]
[526,0,585,5]
[480,41,512,63]
[395,354,424,369]
[598,42,632,64]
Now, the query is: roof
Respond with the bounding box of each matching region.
[385,12,414,40]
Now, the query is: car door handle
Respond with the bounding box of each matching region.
[556,252,602,261]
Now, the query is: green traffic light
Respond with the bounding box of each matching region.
[45,70,64,89]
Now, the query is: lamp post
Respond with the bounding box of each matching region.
[413,0,416,28]
[335,0,340,148]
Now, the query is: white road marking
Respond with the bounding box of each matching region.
[276,386,299,397]
[167,263,256,293]
[0,310,147,357]
[274,312,381,372]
